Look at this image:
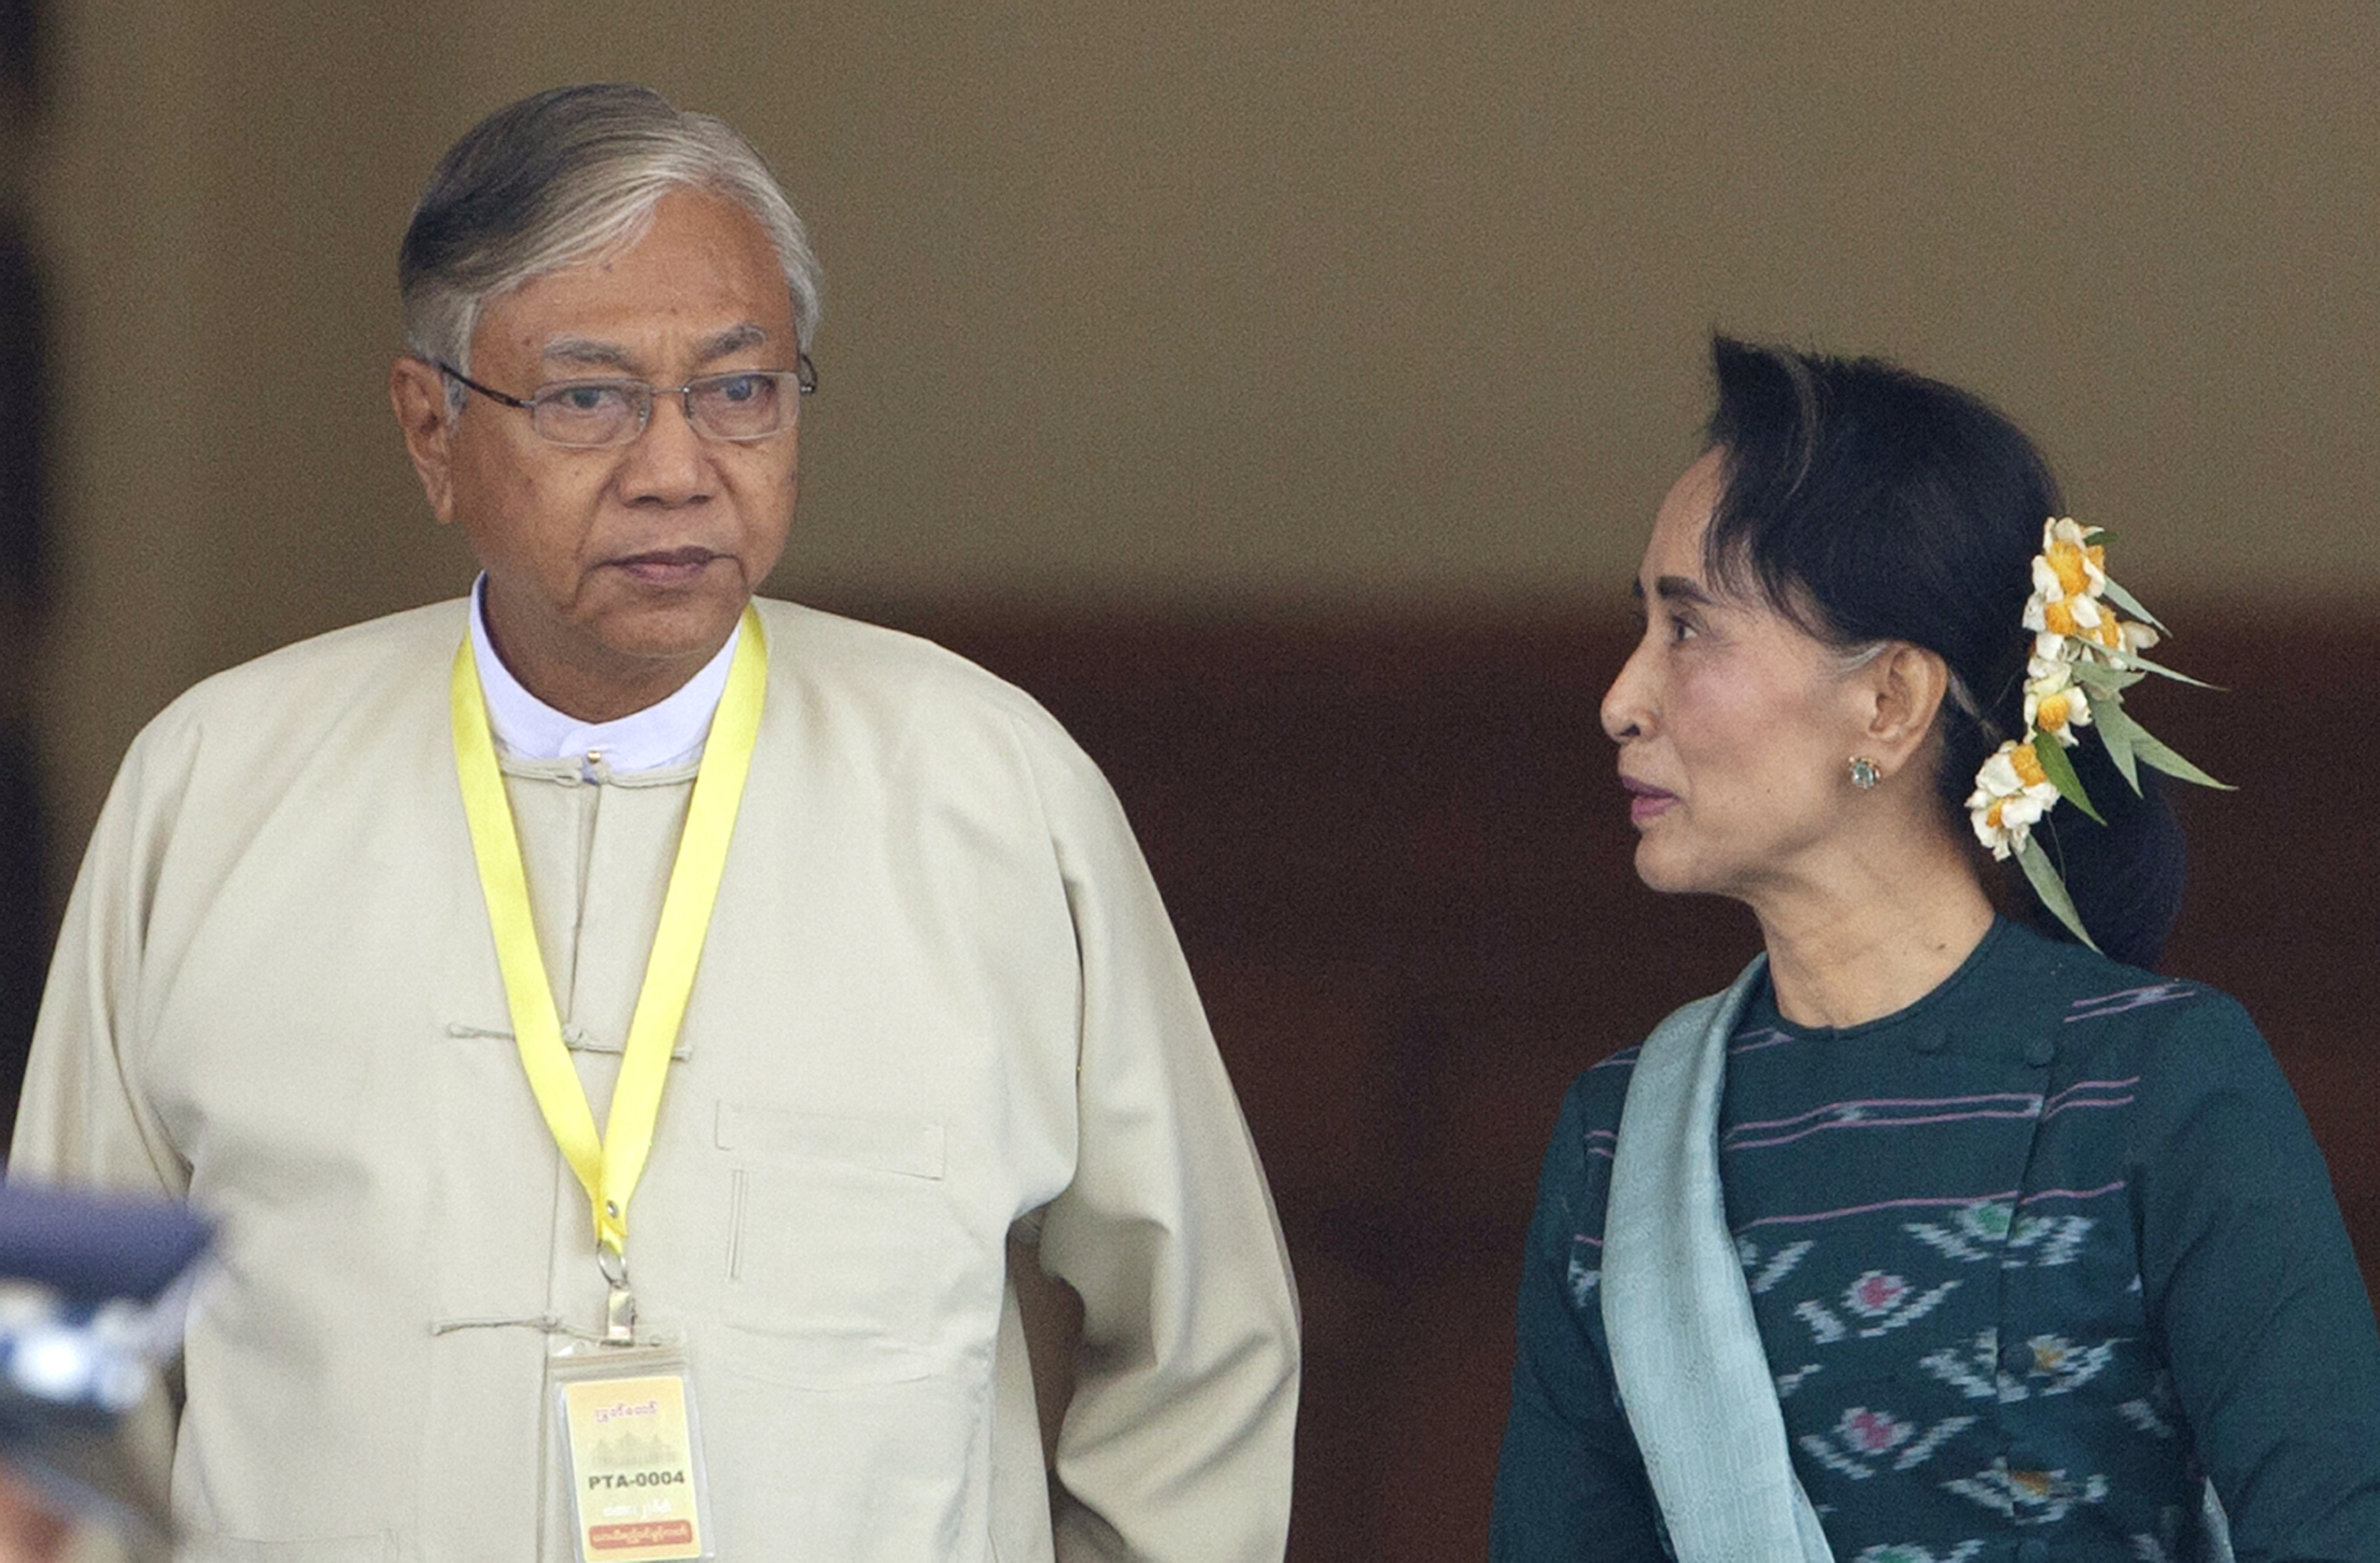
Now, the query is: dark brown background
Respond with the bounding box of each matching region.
[883,606,2378,1561]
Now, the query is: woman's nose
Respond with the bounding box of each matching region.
[1601,638,1655,743]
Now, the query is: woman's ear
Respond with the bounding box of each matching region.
[1858,643,1952,770]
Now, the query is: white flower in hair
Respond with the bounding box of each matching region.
[1972,517,2227,951]
[2023,664,2093,748]
[2021,517,2162,667]
[2033,518,2107,594]
[1967,740,2062,859]
[2023,564,2108,651]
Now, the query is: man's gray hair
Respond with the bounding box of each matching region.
[399,83,823,383]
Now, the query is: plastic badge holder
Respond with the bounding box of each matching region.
[549,1337,715,1563]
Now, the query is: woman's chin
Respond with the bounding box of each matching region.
[1632,841,1695,896]
[1634,840,1749,904]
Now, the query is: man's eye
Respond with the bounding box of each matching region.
[550,384,628,414]
[710,374,761,404]
[1669,615,1699,644]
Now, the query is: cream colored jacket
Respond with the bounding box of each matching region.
[13,598,1299,1562]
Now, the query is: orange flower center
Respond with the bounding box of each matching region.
[2011,743,2048,787]
[1986,799,2007,829]
[2046,542,2090,597]
[2037,693,2070,731]
[2043,600,2079,638]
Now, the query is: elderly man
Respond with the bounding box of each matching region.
[11,84,1299,1561]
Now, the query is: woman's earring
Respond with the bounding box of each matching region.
[1848,756,1881,790]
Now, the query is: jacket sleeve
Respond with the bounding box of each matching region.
[9,721,190,1198]
[2132,996,2380,1562]
[1491,1074,1666,1563]
[1016,723,1301,1563]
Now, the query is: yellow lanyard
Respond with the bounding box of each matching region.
[449,607,767,1278]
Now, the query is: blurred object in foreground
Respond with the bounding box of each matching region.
[0,1180,208,1562]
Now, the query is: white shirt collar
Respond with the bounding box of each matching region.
[468,577,740,772]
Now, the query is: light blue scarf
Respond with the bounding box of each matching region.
[1601,957,1834,1562]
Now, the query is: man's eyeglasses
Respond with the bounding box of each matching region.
[435,357,817,448]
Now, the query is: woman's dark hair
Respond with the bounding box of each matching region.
[1701,335,2185,967]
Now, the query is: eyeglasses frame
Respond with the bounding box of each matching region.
[432,355,818,448]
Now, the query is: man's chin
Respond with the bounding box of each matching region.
[598,612,750,672]
[586,580,752,653]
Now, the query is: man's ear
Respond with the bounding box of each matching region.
[389,357,459,525]
[1860,642,1952,771]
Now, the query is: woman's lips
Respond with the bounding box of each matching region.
[1622,777,1675,825]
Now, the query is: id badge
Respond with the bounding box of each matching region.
[548,1340,715,1562]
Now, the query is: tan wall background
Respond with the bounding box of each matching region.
[16,1,2379,856]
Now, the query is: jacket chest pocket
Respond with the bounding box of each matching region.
[715,1102,960,1387]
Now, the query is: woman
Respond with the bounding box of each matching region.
[1491,338,2380,1561]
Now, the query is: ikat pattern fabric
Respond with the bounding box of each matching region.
[1490,919,2380,1563]
[1708,966,2196,1558]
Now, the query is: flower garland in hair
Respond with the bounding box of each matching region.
[1965,519,2229,950]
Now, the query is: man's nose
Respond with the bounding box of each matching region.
[617,392,711,503]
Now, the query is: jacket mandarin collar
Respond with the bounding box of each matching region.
[467,577,738,773]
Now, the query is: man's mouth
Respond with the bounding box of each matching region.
[611,548,725,584]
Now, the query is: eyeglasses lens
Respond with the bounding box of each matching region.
[686,373,785,440]
[532,384,642,447]
[527,373,795,448]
